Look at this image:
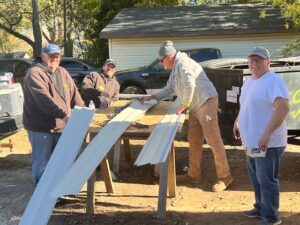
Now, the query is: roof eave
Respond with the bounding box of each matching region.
[100,29,297,39]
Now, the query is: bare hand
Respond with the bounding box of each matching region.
[62,115,69,123]
[176,104,186,115]
[139,95,155,104]
[233,120,240,139]
[100,91,110,98]
[258,133,269,152]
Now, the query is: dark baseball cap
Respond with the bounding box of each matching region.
[43,44,61,55]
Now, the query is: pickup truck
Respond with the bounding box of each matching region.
[116,48,222,94]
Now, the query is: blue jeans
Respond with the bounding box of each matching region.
[27,130,61,186]
[247,147,285,223]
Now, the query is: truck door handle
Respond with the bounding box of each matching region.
[141,73,149,77]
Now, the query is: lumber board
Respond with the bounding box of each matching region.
[168,144,176,198]
[157,160,169,219]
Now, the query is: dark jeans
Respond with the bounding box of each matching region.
[247,147,285,223]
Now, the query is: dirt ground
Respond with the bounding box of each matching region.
[1,129,300,225]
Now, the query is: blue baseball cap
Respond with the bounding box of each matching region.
[43,44,61,55]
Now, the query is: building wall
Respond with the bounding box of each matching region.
[108,33,300,70]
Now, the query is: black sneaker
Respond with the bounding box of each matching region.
[243,208,261,218]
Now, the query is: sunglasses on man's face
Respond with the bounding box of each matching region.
[160,56,167,63]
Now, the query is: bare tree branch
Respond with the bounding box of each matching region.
[0,23,34,46]
[42,30,51,42]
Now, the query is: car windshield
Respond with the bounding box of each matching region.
[148,58,160,69]
[80,59,97,68]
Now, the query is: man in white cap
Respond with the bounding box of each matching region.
[23,43,84,186]
[140,40,233,192]
[233,46,289,225]
[81,58,120,109]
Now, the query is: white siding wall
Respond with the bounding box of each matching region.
[108,33,300,70]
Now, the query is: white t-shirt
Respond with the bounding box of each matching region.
[238,71,289,148]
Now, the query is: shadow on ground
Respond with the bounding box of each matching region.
[50,209,300,225]
[109,143,300,192]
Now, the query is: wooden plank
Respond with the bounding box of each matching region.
[19,107,95,225]
[52,100,157,197]
[100,156,114,194]
[113,139,121,173]
[168,143,176,198]
[86,171,96,214]
[157,160,169,219]
[113,138,131,173]
[123,139,132,163]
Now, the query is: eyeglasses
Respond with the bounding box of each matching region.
[160,56,167,63]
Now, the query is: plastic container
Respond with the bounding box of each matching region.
[0,72,13,87]
[0,83,23,116]
[88,100,95,109]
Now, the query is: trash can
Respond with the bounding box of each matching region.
[202,58,300,145]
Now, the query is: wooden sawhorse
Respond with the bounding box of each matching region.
[86,136,176,219]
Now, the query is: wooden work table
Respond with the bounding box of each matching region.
[86,100,180,219]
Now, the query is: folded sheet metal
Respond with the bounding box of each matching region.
[134,99,185,166]
[19,107,96,225]
[52,100,157,197]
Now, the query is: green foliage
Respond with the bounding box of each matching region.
[196,0,259,4]
[282,39,300,57]
[268,0,300,30]
[267,0,300,56]
[0,30,28,53]
[0,0,34,54]
[0,0,32,27]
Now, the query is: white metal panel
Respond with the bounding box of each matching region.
[52,100,157,197]
[19,107,96,225]
[110,33,300,70]
[135,99,184,166]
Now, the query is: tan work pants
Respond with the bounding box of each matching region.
[187,96,231,179]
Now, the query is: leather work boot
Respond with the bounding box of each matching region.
[212,175,233,192]
[176,174,201,184]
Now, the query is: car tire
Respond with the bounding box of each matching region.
[122,86,146,94]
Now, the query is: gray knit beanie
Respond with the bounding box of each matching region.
[158,41,177,57]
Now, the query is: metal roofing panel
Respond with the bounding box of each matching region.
[135,99,185,166]
[52,100,157,197]
[19,107,96,225]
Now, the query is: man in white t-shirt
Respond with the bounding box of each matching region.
[233,47,289,225]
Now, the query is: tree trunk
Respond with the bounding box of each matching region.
[31,0,43,57]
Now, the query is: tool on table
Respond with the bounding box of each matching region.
[131,121,149,129]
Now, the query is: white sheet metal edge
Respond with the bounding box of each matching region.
[52,100,157,197]
[19,107,96,225]
[134,99,185,166]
